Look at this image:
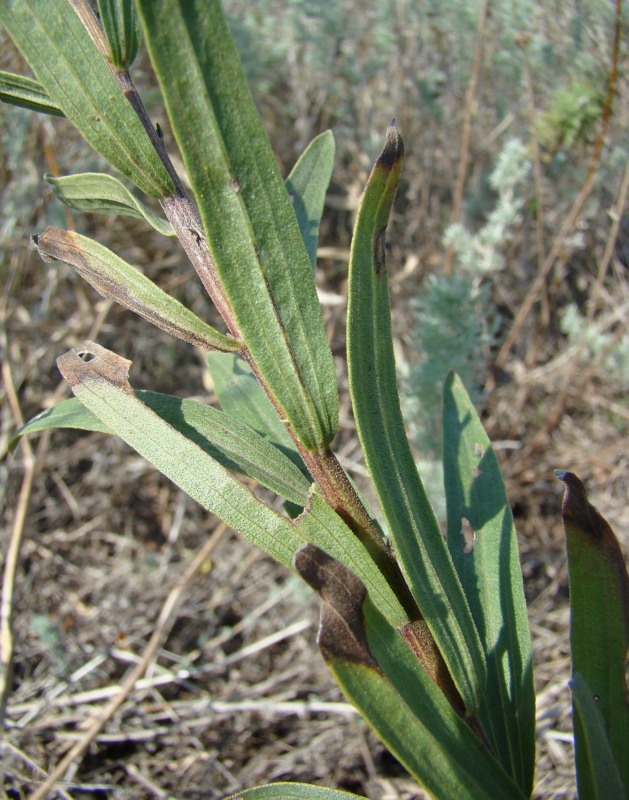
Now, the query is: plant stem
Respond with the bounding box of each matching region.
[75,9,462,710]
[296,444,422,620]
[71,2,244,341]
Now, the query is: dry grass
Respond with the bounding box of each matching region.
[1,9,628,800]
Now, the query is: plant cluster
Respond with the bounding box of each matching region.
[1,2,627,800]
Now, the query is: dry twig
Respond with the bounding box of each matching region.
[27,522,228,800]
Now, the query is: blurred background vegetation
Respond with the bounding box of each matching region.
[1,1,628,797]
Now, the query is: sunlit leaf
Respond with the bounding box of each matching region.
[0,0,175,198]
[346,124,485,714]
[56,342,306,569]
[12,394,310,507]
[230,783,363,799]
[137,0,338,451]
[443,372,535,795]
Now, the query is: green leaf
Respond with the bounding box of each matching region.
[45,173,174,236]
[9,397,111,449]
[443,372,535,795]
[12,393,310,507]
[285,131,335,268]
[230,784,363,800]
[571,674,627,800]
[97,0,142,69]
[206,352,304,472]
[295,546,528,800]
[56,342,306,569]
[0,70,64,116]
[33,227,241,353]
[556,470,629,797]
[346,124,485,714]
[0,0,175,198]
[137,0,338,452]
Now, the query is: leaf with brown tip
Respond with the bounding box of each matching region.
[294,545,527,800]
[555,470,629,797]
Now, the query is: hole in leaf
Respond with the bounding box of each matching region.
[77,349,96,363]
[461,516,476,553]
[474,442,485,460]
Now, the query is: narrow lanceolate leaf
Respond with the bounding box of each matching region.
[46,173,174,236]
[97,0,142,69]
[11,394,310,507]
[206,352,305,474]
[137,0,338,452]
[443,373,535,795]
[33,227,241,353]
[571,674,626,800]
[285,130,335,268]
[56,342,306,569]
[346,124,485,713]
[556,470,629,797]
[0,0,175,198]
[0,71,64,116]
[295,546,527,800]
[230,784,364,800]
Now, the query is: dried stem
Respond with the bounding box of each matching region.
[27,524,228,800]
[0,358,35,726]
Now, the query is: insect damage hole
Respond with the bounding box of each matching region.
[76,344,98,363]
[460,516,476,554]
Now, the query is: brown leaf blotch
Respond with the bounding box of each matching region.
[57,341,133,395]
[294,544,377,668]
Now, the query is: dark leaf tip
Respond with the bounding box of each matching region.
[377,123,404,170]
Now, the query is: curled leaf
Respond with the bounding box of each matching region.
[33,227,241,353]
[295,545,528,800]
[45,173,174,236]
